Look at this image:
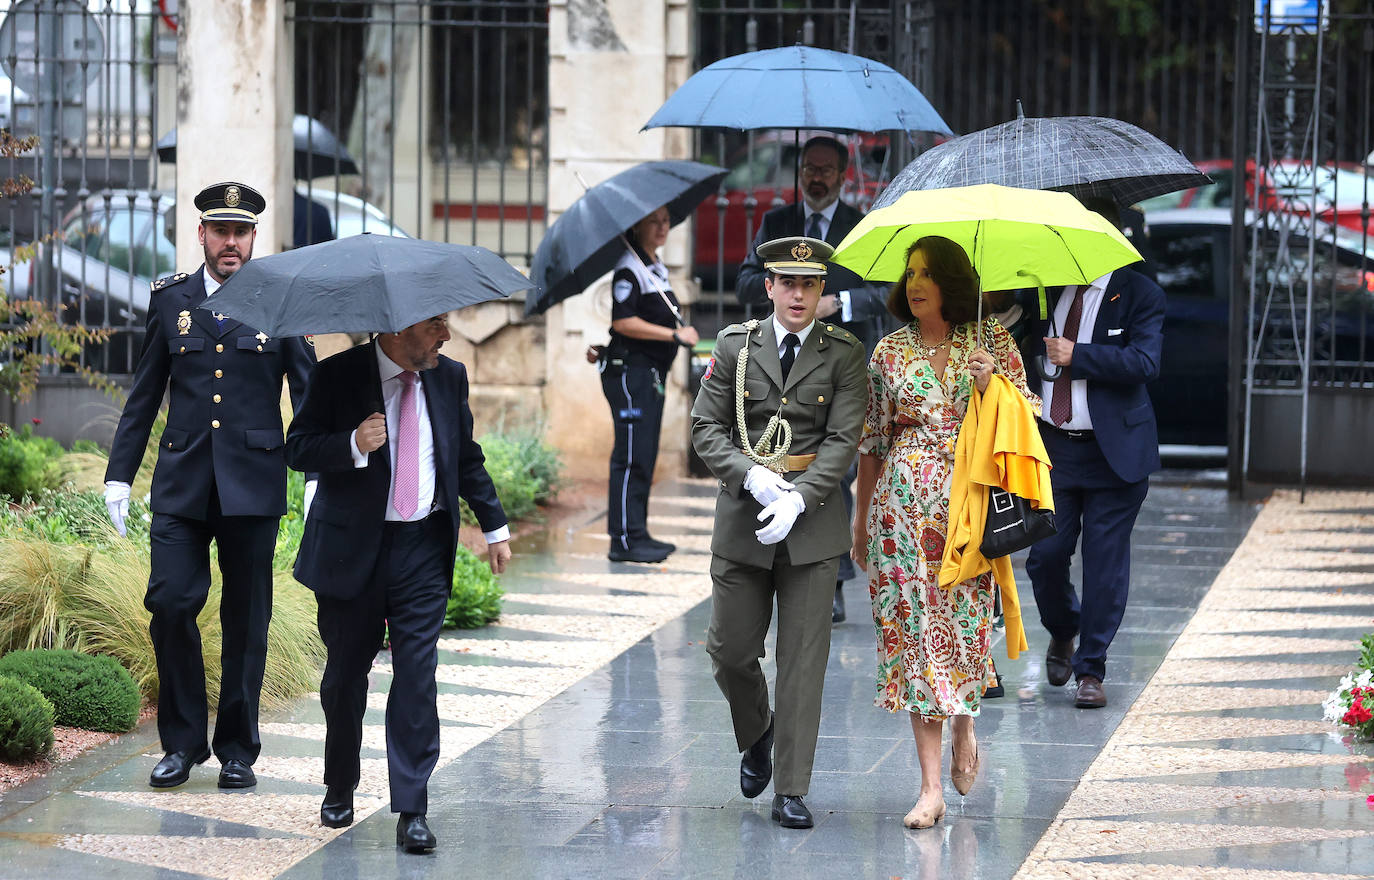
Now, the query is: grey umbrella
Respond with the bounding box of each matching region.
[203,234,533,336]
[157,115,360,180]
[873,113,1210,210]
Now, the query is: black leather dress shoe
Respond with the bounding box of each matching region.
[831,581,846,623]
[149,747,211,788]
[770,794,814,829]
[1074,675,1107,709]
[397,813,436,853]
[1045,637,1075,687]
[739,713,774,799]
[608,542,670,564]
[320,785,355,828]
[217,758,256,789]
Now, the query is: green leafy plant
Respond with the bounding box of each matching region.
[445,545,503,629]
[462,426,562,524]
[0,648,139,733]
[0,674,54,762]
[0,425,68,500]
[0,488,150,547]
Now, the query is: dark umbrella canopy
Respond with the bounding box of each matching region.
[157,115,361,180]
[873,115,1209,210]
[526,160,727,317]
[643,45,951,135]
[203,234,532,336]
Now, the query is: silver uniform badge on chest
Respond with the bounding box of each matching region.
[177,310,191,336]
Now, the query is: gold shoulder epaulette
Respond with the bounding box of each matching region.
[151,272,189,292]
[822,323,859,344]
[718,321,752,337]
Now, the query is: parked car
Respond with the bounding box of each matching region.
[1140,159,1373,236]
[693,131,891,288]
[1144,208,1374,450]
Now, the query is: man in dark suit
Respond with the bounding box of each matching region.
[735,135,893,624]
[103,182,316,790]
[292,191,335,249]
[1020,210,1165,709]
[285,314,511,853]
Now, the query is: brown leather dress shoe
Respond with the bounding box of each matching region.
[1074,675,1107,708]
[1045,637,1075,687]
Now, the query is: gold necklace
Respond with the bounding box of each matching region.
[913,321,953,359]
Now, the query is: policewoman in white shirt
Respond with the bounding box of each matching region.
[599,205,699,563]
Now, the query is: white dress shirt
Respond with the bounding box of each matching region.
[1039,271,1112,431]
[772,316,815,362]
[803,198,840,242]
[351,346,510,543]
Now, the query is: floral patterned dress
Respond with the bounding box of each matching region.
[858,318,1037,717]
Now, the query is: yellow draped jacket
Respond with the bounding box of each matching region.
[938,373,1054,660]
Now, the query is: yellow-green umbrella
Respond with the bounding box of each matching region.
[832,183,1142,292]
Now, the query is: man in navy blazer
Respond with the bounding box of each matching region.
[286,315,510,853]
[104,182,316,791]
[1019,241,1165,710]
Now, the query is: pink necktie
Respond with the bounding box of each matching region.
[393,371,419,519]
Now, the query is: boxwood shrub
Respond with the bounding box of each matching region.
[446,545,503,629]
[0,649,140,733]
[0,675,54,761]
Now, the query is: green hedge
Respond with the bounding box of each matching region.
[446,545,503,629]
[0,648,140,733]
[0,425,67,501]
[0,675,54,761]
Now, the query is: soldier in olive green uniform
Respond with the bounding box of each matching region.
[691,236,867,829]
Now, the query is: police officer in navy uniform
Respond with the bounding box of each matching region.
[600,205,699,563]
[103,182,316,790]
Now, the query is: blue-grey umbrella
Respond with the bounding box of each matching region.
[203,234,533,336]
[873,114,1209,210]
[642,46,951,135]
[526,160,727,317]
[157,115,360,180]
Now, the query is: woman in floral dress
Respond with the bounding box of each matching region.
[852,236,1038,830]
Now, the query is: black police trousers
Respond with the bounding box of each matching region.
[601,359,664,551]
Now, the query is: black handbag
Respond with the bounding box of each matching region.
[980,487,1056,558]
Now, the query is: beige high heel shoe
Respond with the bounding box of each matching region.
[951,737,980,796]
[903,792,946,829]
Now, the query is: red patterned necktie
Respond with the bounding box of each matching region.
[392,371,419,518]
[1049,287,1085,426]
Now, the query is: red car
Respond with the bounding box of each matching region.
[693,131,891,289]
[1140,158,1373,236]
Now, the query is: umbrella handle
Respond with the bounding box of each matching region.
[1017,269,1064,381]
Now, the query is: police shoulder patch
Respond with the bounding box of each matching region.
[151,272,190,292]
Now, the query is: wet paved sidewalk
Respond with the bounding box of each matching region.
[0,478,1370,878]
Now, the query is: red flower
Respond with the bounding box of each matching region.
[881,538,897,556]
[1343,701,1373,725]
[30,418,40,425]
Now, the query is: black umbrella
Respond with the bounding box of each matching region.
[526,160,727,317]
[873,111,1210,210]
[203,234,533,336]
[157,115,360,180]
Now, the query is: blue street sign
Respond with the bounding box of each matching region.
[1254,0,1328,33]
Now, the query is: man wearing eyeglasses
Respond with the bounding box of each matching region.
[735,134,893,623]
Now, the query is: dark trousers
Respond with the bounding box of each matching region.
[602,361,665,550]
[1025,429,1149,683]
[316,512,452,815]
[146,500,278,763]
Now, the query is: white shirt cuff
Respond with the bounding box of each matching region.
[483,525,511,544]
[348,430,368,469]
[838,290,853,322]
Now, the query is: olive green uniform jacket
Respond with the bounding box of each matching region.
[691,318,867,566]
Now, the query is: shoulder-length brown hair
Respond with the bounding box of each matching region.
[885,236,981,326]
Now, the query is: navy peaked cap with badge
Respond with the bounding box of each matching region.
[195,182,265,224]
[757,235,832,276]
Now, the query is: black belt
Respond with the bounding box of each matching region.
[1040,422,1095,440]
[383,506,448,530]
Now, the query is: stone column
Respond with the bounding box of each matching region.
[174,0,292,263]
[545,0,692,483]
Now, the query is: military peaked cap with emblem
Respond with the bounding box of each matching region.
[757,235,832,276]
[195,181,265,224]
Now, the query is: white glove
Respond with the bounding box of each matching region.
[743,465,794,507]
[755,490,805,546]
[303,479,318,520]
[104,480,131,537]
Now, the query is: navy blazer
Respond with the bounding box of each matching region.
[285,342,507,600]
[1020,267,1166,484]
[735,201,893,353]
[105,267,315,519]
